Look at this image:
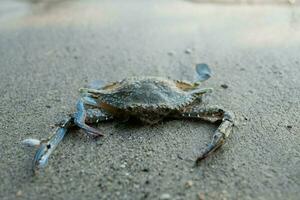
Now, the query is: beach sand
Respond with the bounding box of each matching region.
[0,0,299,199]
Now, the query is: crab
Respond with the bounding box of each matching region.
[23,64,234,173]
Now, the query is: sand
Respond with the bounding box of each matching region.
[0,0,299,199]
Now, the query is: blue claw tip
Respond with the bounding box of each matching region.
[32,143,48,170]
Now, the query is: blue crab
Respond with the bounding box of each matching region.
[23,64,234,173]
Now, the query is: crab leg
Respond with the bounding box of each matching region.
[24,109,113,173]
[180,106,235,163]
[74,99,104,137]
[74,78,109,136]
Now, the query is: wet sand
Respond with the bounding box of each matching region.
[0,0,300,199]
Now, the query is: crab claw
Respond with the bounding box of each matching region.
[32,126,67,172]
[196,131,225,164]
[33,143,49,171]
[74,99,103,137]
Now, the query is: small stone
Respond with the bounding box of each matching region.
[168,51,175,56]
[177,154,183,160]
[160,193,171,200]
[185,49,192,54]
[198,192,205,200]
[16,190,22,197]
[146,151,152,156]
[142,168,149,172]
[220,84,228,89]
[286,125,292,129]
[185,180,193,188]
[120,164,126,168]
[46,105,51,108]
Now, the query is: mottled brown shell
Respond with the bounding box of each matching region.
[98,77,197,110]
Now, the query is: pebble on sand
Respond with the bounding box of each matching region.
[160,193,171,200]
[198,192,205,200]
[167,51,175,56]
[221,84,228,89]
[16,190,22,197]
[286,125,292,129]
[185,180,193,188]
[185,49,192,54]
[120,163,126,168]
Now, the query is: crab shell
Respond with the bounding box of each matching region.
[85,77,209,124]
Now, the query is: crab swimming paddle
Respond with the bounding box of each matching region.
[196,63,212,82]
